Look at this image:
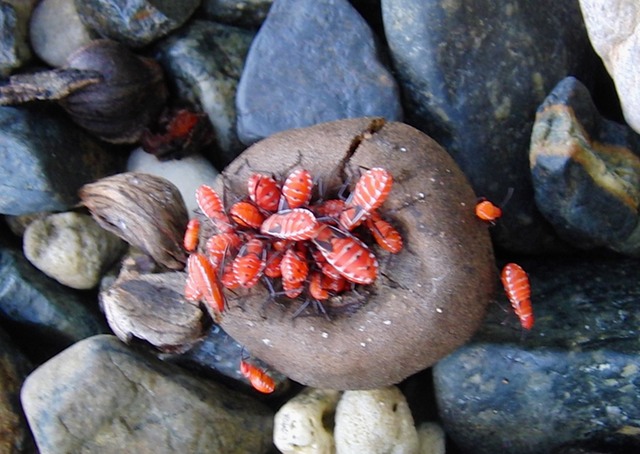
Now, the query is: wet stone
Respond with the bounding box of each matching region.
[434,257,640,454]
[0,0,34,76]
[217,118,496,390]
[0,105,122,216]
[201,0,273,29]
[236,0,402,145]
[382,0,599,254]
[530,76,640,254]
[74,0,201,48]
[21,335,274,453]
[0,245,108,359]
[155,20,254,168]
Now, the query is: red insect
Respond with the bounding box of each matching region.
[240,358,275,394]
[340,168,393,231]
[205,232,241,269]
[248,173,281,212]
[183,218,200,252]
[232,238,266,288]
[312,224,378,285]
[229,200,265,229]
[314,198,346,219]
[221,262,240,289]
[475,199,502,223]
[261,209,319,241]
[184,253,225,315]
[366,211,403,254]
[282,169,313,209]
[281,249,309,284]
[263,250,283,278]
[196,185,233,233]
[500,263,534,330]
[282,278,304,299]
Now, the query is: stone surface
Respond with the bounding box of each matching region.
[29,0,96,67]
[382,0,599,253]
[579,0,640,135]
[273,387,341,454]
[21,335,274,453]
[156,20,254,168]
[0,105,122,215]
[0,0,35,76]
[0,327,35,453]
[217,118,496,389]
[416,422,445,454]
[434,257,640,454]
[530,76,640,254]
[334,386,419,454]
[23,211,125,289]
[74,0,201,48]
[0,245,107,353]
[236,0,402,145]
[127,148,219,215]
[201,0,273,29]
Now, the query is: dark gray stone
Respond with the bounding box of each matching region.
[0,245,108,358]
[201,0,272,29]
[236,0,402,145]
[530,76,640,255]
[0,1,32,77]
[0,105,122,215]
[156,20,255,168]
[74,0,201,48]
[382,0,600,253]
[434,257,640,454]
[21,335,274,453]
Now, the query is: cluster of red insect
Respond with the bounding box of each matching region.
[182,167,402,392]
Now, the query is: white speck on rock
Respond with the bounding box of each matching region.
[321,332,329,339]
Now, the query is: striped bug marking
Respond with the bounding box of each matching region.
[261,208,319,241]
[183,218,200,252]
[232,238,266,288]
[205,231,241,270]
[248,173,281,212]
[366,211,403,254]
[185,252,225,314]
[281,249,309,284]
[240,358,275,394]
[195,184,233,233]
[340,167,393,231]
[282,168,313,209]
[501,262,534,330]
[229,200,265,229]
[312,224,378,285]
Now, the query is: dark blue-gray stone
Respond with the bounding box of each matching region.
[0,105,122,216]
[530,76,640,255]
[156,20,255,168]
[0,1,31,77]
[236,0,402,145]
[201,0,272,29]
[382,0,600,253]
[433,257,640,454]
[0,245,108,359]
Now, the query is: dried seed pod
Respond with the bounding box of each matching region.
[79,172,188,269]
[60,39,168,143]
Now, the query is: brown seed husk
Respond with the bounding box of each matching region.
[216,118,497,390]
[79,172,188,269]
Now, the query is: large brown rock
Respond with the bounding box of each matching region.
[218,118,496,389]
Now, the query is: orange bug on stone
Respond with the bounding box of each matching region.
[195,184,233,233]
[261,208,319,241]
[184,253,225,315]
[366,211,403,254]
[205,232,241,269]
[240,356,275,394]
[232,238,266,288]
[183,218,200,252]
[248,173,281,212]
[340,167,393,231]
[500,262,534,330]
[475,188,514,224]
[229,200,265,230]
[281,168,313,209]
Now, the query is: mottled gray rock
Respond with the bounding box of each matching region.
[29,0,96,67]
[0,327,35,453]
[201,0,272,28]
[21,335,274,453]
[236,0,402,145]
[0,0,35,76]
[334,387,419,454]
[74,0,201,48]
[218,118,496,389]
[579,0,640,135]
[156,20,254,168]
[0,105,122,215]
[382,0,599,253]
[530,76,640,254]
[434,257,640,454]
[23,211,125,289]
[0,245,108,356]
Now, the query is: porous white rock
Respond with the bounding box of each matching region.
[417,422,446,454]
[127,148,219,215]
[579,0,640,133]
[334,386,419,454]
[273,387,341,454]
[23,212,125,289]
